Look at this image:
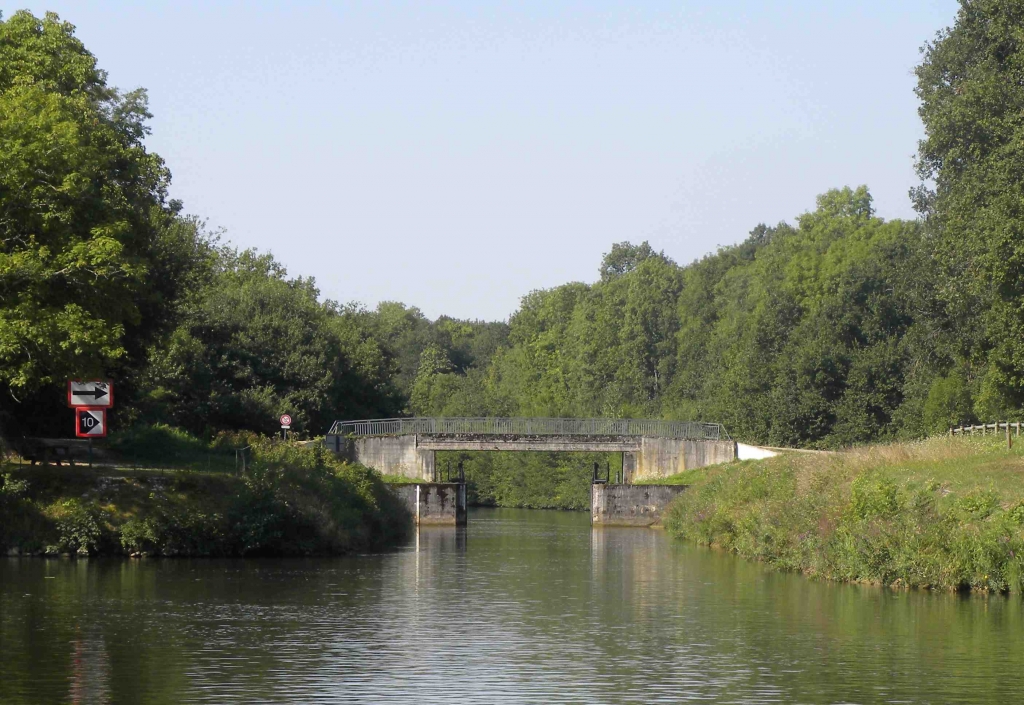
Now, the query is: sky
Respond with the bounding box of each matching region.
[10,1,960,321]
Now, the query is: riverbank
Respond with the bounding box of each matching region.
[0,440,410,557]
[662,436,1024,593]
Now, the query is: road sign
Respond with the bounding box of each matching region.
[68,380,113,409]
[280,414,292,428]
[76,408,107,438]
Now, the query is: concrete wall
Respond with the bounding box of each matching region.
[347,435,435,479]
[633,437,737,480]
[591,484,688,526]
[391,483,467,526]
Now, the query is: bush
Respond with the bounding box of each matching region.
[47,499,103,554]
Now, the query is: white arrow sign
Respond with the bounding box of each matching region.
[76,408,107,437]
[67,380,113,408]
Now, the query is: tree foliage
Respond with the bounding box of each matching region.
[915,0,1024,416]
[0,11,171,391]
[140,250,401,436]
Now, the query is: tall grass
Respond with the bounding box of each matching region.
[663,436,1024,593]
[0,433,411,557]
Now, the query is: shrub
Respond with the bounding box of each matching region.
[47,499,103,554]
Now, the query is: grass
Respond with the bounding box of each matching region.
[662,435,1024,593]
[0,431,411,557]
[104,423,245,472]
[378,474,422,484]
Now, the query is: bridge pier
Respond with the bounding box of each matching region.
[591,483,688,526]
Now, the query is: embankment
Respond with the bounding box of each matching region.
[0,442,410,557]
[662,436,1024,593]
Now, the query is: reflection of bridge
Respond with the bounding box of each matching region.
[325,417,736,481]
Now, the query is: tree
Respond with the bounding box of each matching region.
[599,241,672,281]
[0,11,172,393]
[142,250,396,436]
[914,0,1024,411]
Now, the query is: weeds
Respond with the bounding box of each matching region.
[663,436,1024,593]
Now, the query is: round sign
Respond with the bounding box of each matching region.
[279,414,292,427]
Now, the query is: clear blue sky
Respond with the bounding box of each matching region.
[11,1,959,321]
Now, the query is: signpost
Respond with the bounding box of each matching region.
[76,408,107,438]
[67,381,113,408]
[280,414,292,441]
[68,380,114,463]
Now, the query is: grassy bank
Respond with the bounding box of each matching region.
[662,436,1024,593]
[0,434,410,557]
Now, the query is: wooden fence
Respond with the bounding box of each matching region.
[949,421,1022,437]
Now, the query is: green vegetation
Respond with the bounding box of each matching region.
[663,436,1024,593]
[0,439,409,556]
[439,451,620,510]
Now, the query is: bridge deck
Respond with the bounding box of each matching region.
[328,417,728,441]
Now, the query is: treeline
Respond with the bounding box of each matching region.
[399,0,1024,447]
[5,3,1024,450]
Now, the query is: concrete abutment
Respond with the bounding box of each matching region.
[392,483,467,526]
[591,484,689,526]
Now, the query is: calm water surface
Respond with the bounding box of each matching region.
[2,507,1024,704]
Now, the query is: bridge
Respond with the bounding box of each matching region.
[324,417,737,481]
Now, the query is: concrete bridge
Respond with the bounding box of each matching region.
[324,417,736,481]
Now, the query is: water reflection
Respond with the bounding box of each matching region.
[2,510,1024,703]
[69,630,111,705]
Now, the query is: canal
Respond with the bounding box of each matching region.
[2,507,1023,703]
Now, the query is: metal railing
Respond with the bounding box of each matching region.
[328,417,730,441]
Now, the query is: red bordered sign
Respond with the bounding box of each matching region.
[75,408,107,438]
[68,380,114,409]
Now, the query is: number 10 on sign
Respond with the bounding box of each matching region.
[76,408,107,438]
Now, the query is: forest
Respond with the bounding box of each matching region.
[3,2,1024,465]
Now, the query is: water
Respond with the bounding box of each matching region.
[2,508,1024,704]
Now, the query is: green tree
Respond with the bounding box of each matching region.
[0,11,172,391]
[142,250,396,436]
[915,0,1024,410]
[922,372,974,432]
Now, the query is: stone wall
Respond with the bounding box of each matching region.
[391,483,467,526]
[591,484,688,526]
